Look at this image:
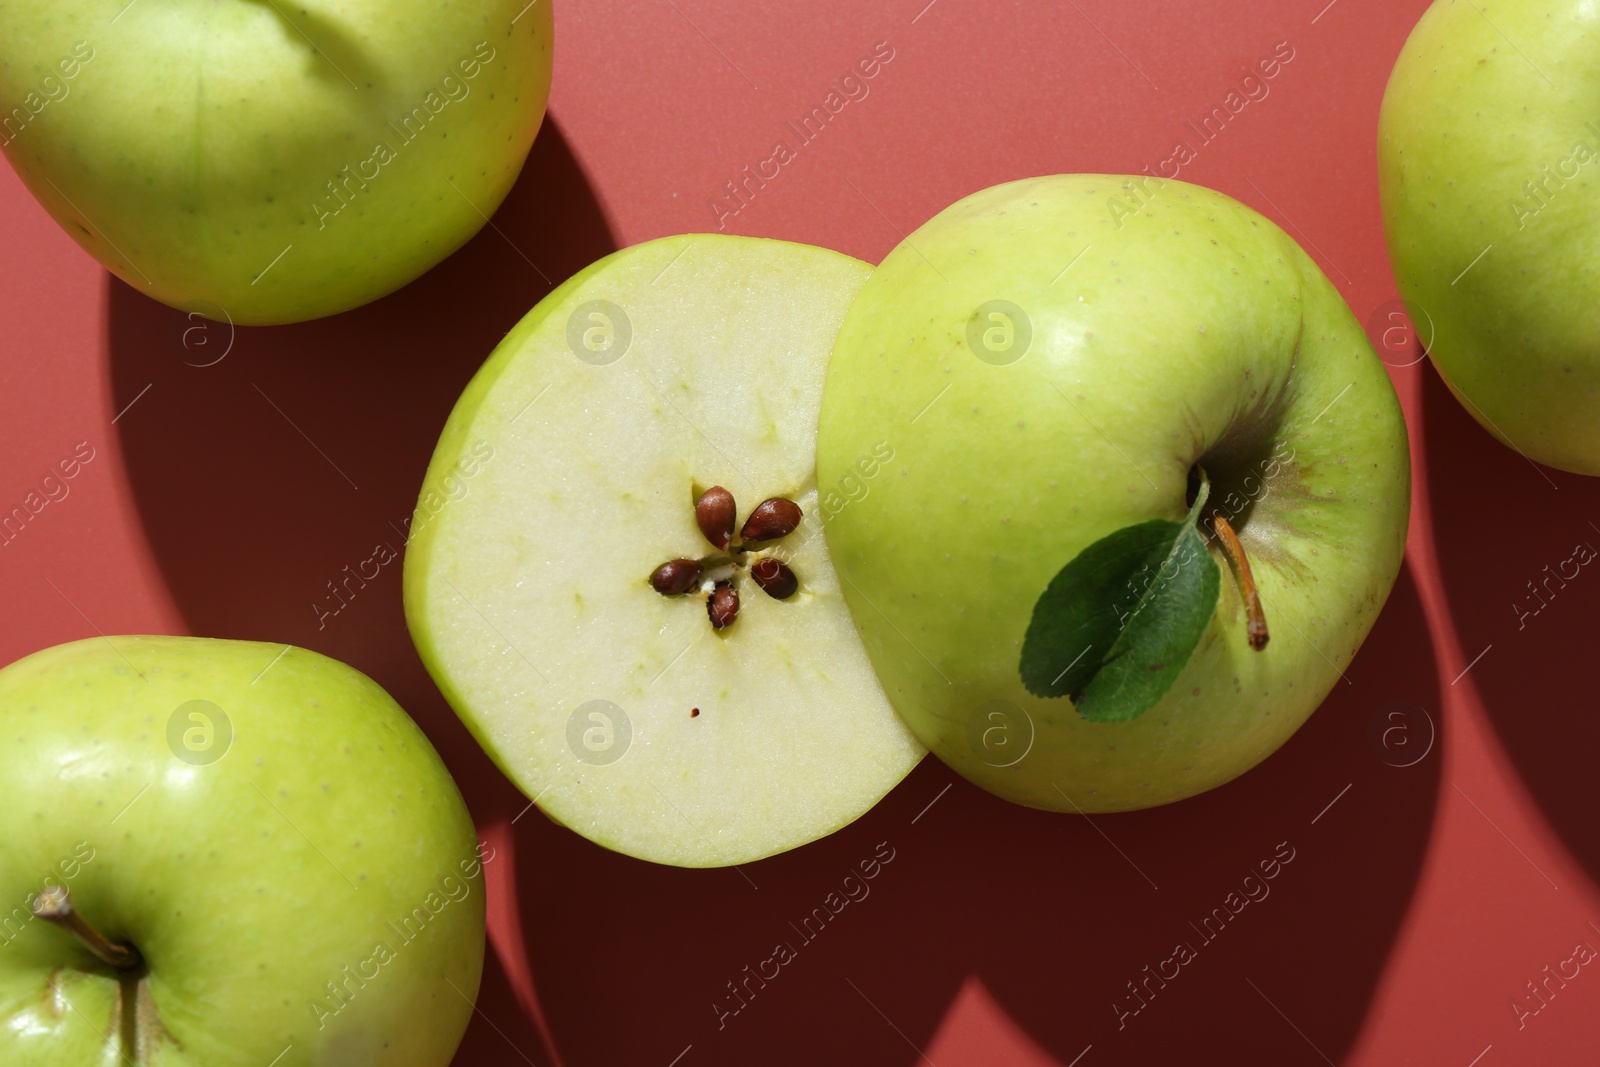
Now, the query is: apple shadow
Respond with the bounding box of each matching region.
[104,117,617,1067]
[106,112,1442,1062]
[496,564,1440,1065]
[1421,362,1600,881]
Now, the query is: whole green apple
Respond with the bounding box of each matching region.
[0,636,486,1066]
[817,174,1410,812]
[0,1,552,325]
[1379,0,1600,474]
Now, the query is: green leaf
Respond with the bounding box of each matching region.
[1019,478,1220,723]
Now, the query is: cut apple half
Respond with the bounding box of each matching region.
[404,234,925,867]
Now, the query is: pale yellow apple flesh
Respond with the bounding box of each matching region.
[404,233,925,868]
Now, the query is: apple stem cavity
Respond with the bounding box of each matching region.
[32,885,142,971]
[1209,514,1269,651]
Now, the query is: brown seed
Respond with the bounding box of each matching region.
[649,558,703,596]
[750,557,798,600]
[707,582,740,629]
[695,486,736,550]
[740,497,802,542]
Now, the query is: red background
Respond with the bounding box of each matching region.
[3,0,1597,1064]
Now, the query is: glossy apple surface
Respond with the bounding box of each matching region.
[817,175,1410,811]
[0,1,551,324]
[0,636,485,1066]
[1380,0,1600,473]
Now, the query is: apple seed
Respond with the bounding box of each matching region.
[696,486,736,550]
[740,497,802,542]
[708,582,740,629]
[650,558,705,596]
[750,557,799,599]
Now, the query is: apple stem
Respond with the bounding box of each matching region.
[1209,514,1269,651]
[32,885,142,971]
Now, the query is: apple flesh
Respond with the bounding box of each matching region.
[404,233,924,868]
[1379,0,1600,474]
[0,2,551,324]
[0,636,484,1067]
[817,175,1410,812]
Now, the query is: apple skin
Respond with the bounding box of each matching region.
[0,636,485,1067]
[817,175,1410,812]
[1379,0,1600,474]
[0,1,551,325]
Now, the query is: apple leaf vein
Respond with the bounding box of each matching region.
[1019,476,1220,722]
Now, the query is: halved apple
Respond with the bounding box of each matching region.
[404,234,924,867]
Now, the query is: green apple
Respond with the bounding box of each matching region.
[1379,0,1600,473]
[816,174,1410,812]
[404,233,924,868]
[0,636,485,1066]
[0,1,552,325]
